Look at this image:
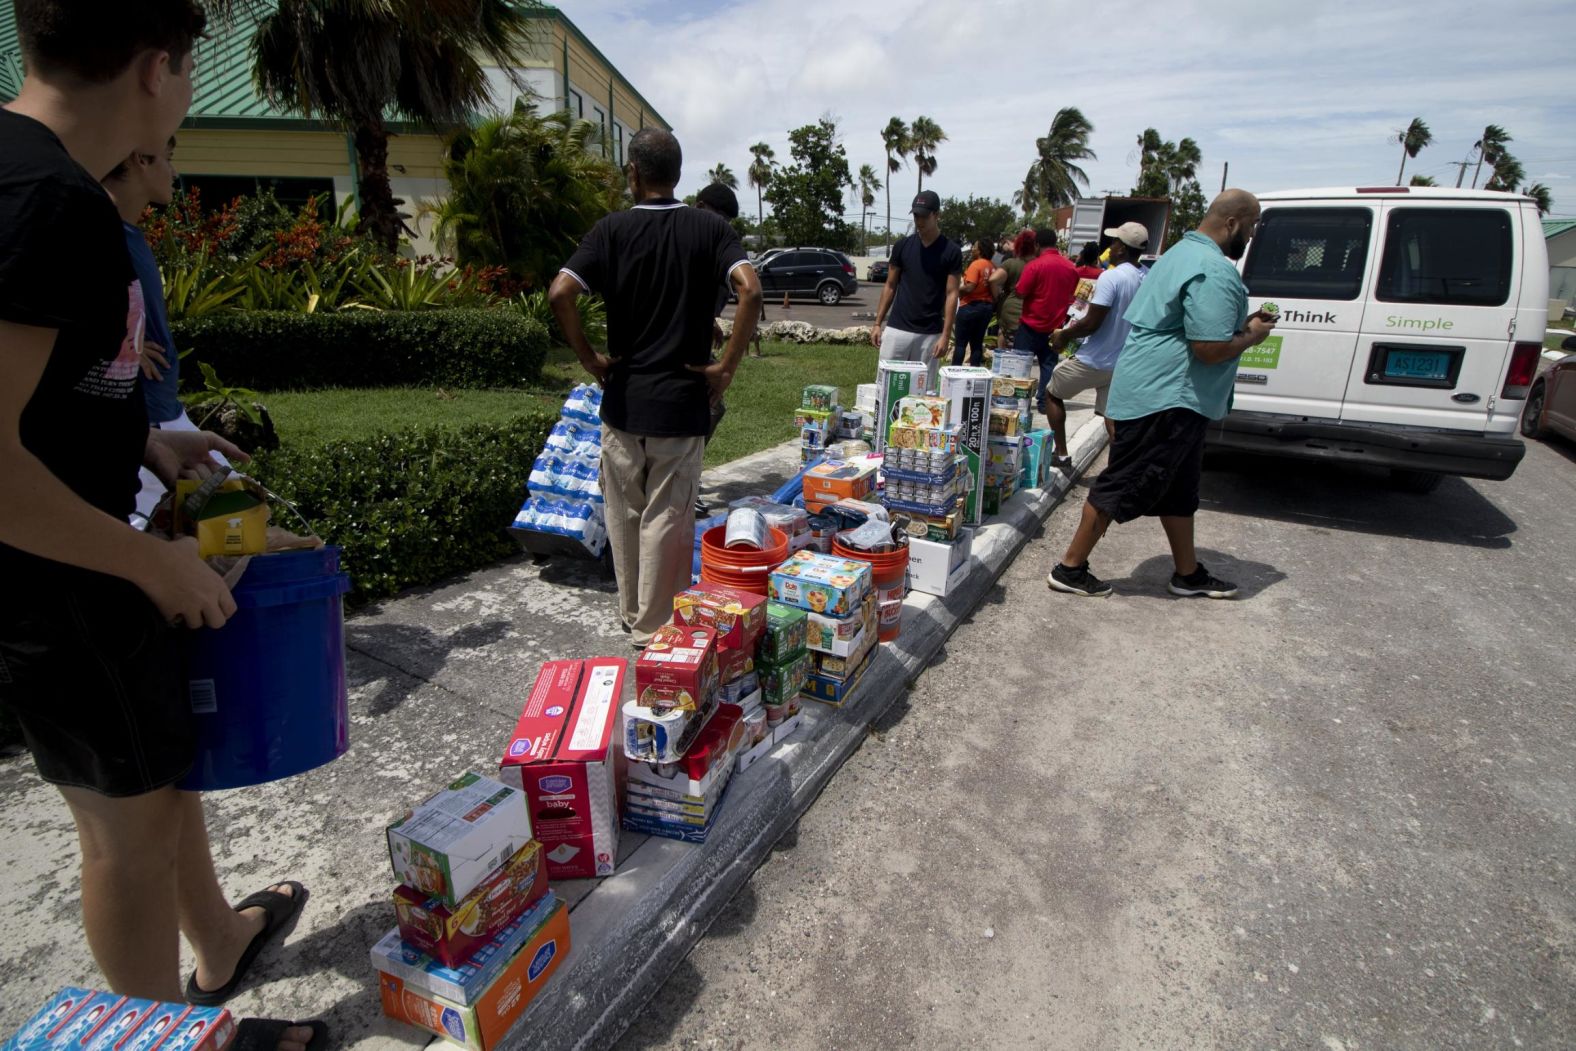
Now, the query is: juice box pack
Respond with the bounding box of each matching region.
[635,625,720,711]
[379,897,570,1051]
[374,892,556,1005]
[802,384,840,411]
[756,602,807,664]
[392,839,548,968]
[497,659,625,880]
[387,773,534,909]
[671,585,766,653]
[5,990,233,1051]
[768,551,873,617]
[757,649,812,705]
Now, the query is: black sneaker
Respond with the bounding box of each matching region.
[1047,562,1113,598]
[1050,454,1075,475]
[1168,562,1239,599]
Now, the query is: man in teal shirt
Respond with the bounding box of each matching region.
[1047,190,1278,600]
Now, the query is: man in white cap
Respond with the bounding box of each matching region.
[1045,220,1151,470]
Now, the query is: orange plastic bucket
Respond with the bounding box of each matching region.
[832,539,908,641]
[699,526,789,596]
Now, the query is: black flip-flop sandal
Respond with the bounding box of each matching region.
[185,881,308,1005]
[232,1019,329,1051]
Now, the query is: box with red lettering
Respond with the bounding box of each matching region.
[634,625,719,711]
[498,659,625,880]
[671,584,767,652]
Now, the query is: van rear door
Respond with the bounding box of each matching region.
[1237,204,1377,418]
[1339,203,1517,431]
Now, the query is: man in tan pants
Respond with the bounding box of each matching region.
[550,129,763,647]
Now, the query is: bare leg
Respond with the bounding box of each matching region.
[1046,395,1070,456]
[59,785,186,1000]
[1159,515,1198,577]
[1060,499,1113,567]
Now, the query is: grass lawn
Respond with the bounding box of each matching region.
[1547,317,1574,352]
[260,341,879,467]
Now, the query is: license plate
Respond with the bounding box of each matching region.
[1384,349,1451,381]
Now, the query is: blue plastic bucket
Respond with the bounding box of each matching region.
[179,547,352,791]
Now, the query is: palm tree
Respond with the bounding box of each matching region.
[909,116,946,194]
[1135,128,1164,193]
[1409,174,1438,186]
[707,163,738,190]
[1166,137,1202,191]
[1394,117,1432,186]
[857,163,881,255]
[747,142,774,233]
[1471,124,1511,189]
[1524,182,1554,216]
[233,0,540,251]
[1019,107,1097,214]
[1484,153,1525,193]
[880,117,910,250]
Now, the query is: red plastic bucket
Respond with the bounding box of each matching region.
[699,526,789,595]
[832,540,908,642]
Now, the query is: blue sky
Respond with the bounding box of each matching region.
[561,0,1576,228]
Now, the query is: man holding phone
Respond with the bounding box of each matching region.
[1047,189,1277,600]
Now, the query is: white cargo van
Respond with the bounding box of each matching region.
[1210,187,1546,490]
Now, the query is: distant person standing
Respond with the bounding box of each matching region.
[993,228,1038,350]
[1073,241,1104,279]
[550,130,763,647]
[951,237,1001,367]
[1046,190,1277,601]
[871,190,962,392]
[1044,221,1151,471]
[1012,229,1080,413]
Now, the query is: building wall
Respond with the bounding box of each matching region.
[1549,229,1576,270]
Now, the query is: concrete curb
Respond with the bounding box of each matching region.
[500,418,1110,1051]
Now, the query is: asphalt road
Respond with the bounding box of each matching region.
[720,284,881,332]
[617,434,1576,1050]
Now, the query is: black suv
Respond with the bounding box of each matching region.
[754,248,860,305]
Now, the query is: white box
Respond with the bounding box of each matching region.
[387,774,534,909]
[907,529,974,597]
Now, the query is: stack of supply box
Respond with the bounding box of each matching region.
[854,383,879,444]
[6,989,235,1051]
[513,384,606,556]
[499,658,627,879]
[803,457,880,515]
[755,601,810,732]
[992,374,1036,437]
[937,366,993,526]
[796,384,841,464]
[376,773,570,1051]
[985,383,1024,515]
[884,396,965,541]
[769,550,876,707]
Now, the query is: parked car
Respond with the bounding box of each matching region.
[1522,334,1576,442]
[867,260,889,283]
[755,248,860,305]
[1212,186,1548,491]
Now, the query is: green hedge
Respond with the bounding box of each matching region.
[250,411,557,603]
[171,309,550,391]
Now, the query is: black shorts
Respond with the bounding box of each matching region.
[1088,408,1210,523]
[0,573,194,797]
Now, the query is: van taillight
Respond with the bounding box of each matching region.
[1502,342,1540,399]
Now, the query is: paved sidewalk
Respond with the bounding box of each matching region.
[0,404,1100,1049]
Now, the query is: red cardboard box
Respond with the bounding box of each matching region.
[393,839,549,968]
[672,585,767,652]
[717,645,754,686]
[499,660,625,880]
[379,897,571,1051]
[635,625,719,710]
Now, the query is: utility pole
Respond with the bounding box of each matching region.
[1220,161,1228,192]
[1448,160,1473,187]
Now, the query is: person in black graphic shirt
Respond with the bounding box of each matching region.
[0,5,322,1048]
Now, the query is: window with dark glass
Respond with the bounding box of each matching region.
[1242,207,1372,301]
[1376,207,1512,306]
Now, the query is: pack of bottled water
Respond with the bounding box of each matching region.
[512,496,608,552]
[514,384,606,556]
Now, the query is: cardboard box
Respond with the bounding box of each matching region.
[635,625,719,712]
[768,551,873,617]
[803,459,878,505]
[717,669,759,705]
[893,395,949,428]
[1019,429,1051,489]
[793,406,836,431]
[716,645,754,686]
[388,774,534,909]
[939,366,992,525]
[393,840,549,968]
[379,897,570,1051]
[672,584,767,653]
[498,660,624,880]
[907,530,973,597]
[812,611,877,681]
[989,408,1020,437]
[874,359,930,453]
[802,384,840,411]
[374,892,555,1005]
[7,990,234,1051]
[757,602,807,664]
[806,593,876,659]
[801,648,874,707]
[622,692,718,765]
[757,649,812,705]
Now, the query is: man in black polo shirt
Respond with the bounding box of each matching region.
[870,189,963,392]
[550,130,763,647]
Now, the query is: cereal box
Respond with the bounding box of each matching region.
[767,551,873,617]
[497,659,624,880]
[375,892,555,1005]
[635,625,719,711]
[756,602,807,664]
[802,384,840,411]
[672,584,767,653]
[393,839,549,968]
[387,773,534,909]
[379,897,570,1051]
[894,395,949,428]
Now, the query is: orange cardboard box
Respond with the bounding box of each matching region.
[379,896,571,1051]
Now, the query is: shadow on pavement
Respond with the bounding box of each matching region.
[1103,549,1289,601]
[346,619,513,714]
[1199,453,1517,550]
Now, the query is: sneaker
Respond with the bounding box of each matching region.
[1051,454,1075,475]
[1168,562,1239,599]
[693,498,712,517]
[1047,562,1113,598]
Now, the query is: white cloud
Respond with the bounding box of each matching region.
[561,0,1576,217]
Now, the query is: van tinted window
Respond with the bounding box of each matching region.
[1242,208,1372,301]
[1376,208,1512,306]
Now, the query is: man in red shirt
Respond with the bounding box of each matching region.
[1012,228,1079,412]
